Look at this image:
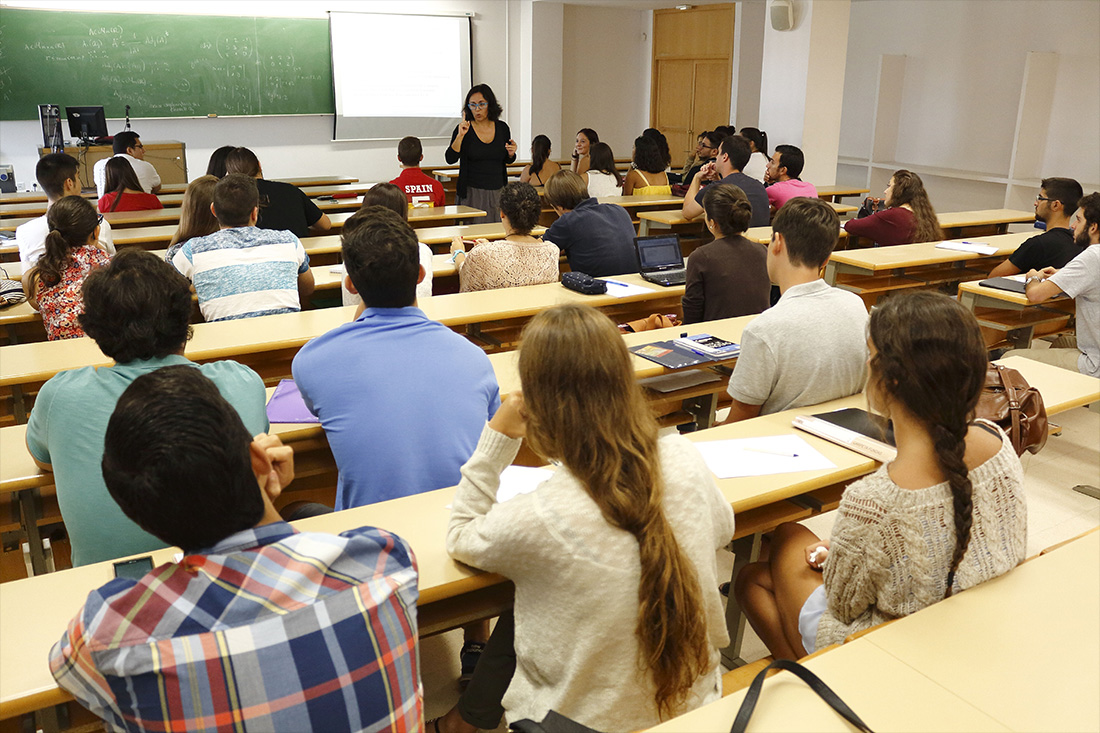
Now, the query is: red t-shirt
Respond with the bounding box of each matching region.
[97,191,164,213]
[390,168,445,208]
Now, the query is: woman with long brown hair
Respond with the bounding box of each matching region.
[844,169,944,246]
[735,291,1026,660]
[98,157,163,213]
[166,175,219,263]
[444,304,734,730]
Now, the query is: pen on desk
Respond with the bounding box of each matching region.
[743,446,800,458]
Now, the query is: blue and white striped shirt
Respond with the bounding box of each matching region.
[172,226,309,322]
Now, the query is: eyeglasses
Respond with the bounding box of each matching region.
[96,214,104,225]
[1035,195,1053,202]
[467,102,487,110]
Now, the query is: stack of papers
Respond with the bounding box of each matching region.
[693,435,835,478]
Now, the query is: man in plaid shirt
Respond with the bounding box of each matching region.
[49,366,422,732]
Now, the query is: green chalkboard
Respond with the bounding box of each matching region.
[0,8,334,120]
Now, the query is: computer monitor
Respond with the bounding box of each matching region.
[65,106,108,143]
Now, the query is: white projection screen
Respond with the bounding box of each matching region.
[330,11,472,141]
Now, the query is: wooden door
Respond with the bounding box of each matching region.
[651,5,735,169]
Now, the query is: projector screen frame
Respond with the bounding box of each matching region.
[329,10,474,143]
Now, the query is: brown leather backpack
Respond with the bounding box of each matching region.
[976,363,1048,456]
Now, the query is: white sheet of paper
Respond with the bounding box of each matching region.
[936,240,998,255]
[693,434,836,478]
[496,465,554,503]
[602,279,657,298]
[329,264,346,273]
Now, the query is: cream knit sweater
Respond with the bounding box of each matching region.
[816,424,1027,649]
[447,426,736,730]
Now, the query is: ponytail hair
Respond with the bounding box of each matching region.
[530,134,552,178]
[519,304,711,715]
[738,127,768,157]
[888,170,944,243]
[39,196,99,288]
[868,291,988,595]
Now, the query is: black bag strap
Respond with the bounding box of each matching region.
[731,658,874,733]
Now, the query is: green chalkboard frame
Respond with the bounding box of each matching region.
[0,8,335,121]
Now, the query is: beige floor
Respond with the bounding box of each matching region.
[420,404,1099,725]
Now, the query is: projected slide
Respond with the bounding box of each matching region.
[331,12,472,140]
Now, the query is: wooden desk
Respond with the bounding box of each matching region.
[36,141,186,191]
[742,225,849,246]
[862,531,1099,733]
[0,357,1095,722]
[815,185,870,203]
[0,274,684,421]
[651,638,1008,732]
[1,177,362,204]
[957,280,1075,349]
[824,231,1032,306]
[1,194,186,219]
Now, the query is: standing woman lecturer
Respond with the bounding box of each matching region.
[446,84,518,224]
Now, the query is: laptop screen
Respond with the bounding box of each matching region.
[635,234,683,272]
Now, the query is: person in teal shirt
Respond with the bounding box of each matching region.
[26,249,268,566]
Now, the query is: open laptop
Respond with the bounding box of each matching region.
[634,233,686,286]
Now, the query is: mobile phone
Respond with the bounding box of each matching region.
[113,555,154,580]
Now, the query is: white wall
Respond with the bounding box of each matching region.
[732,1,765,129]
[757,0,849,186]
[560,3,651,162]
[0,0,517,186]
[839,0,1100,185]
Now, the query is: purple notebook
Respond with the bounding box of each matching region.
[266,379,320,424]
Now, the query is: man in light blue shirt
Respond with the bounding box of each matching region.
[293,206,500,509]
[26,250,268,566]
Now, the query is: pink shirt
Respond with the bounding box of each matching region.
[766,179,818,211]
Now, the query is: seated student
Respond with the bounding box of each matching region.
[989,177,1084,276]
[97,157,164,213]
[569,128,598,175]
[26,249,268,566]
[206,145,235,178]
[224,146,332,237]
[342,187,434,309]
[172,174,314,322]
[583,141,624,198]
[542,170,637,277]
[680,132,711,183]
[16,153,115,269]
[293,206,500,510]
[450,181,559,292]
[738,128,770,182]
[519,134,563,187]
[165,175,219,263]
[681,184,770,324]
[92,131,161,198]
[50,366,421,730]
[1012,191,1100,377]
[681,131,720,190]
[735,291,1026,659]
[682,135,769,228]
[391,135,446,208]
[719,197,868,423]
[844,169,944,246]
[441,304,735,731]
[22,196,110,341]
[623,135,671,195]
[764,144,817,213]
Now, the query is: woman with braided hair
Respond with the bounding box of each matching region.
[442,304,735,731]
[735,290,1026,660]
